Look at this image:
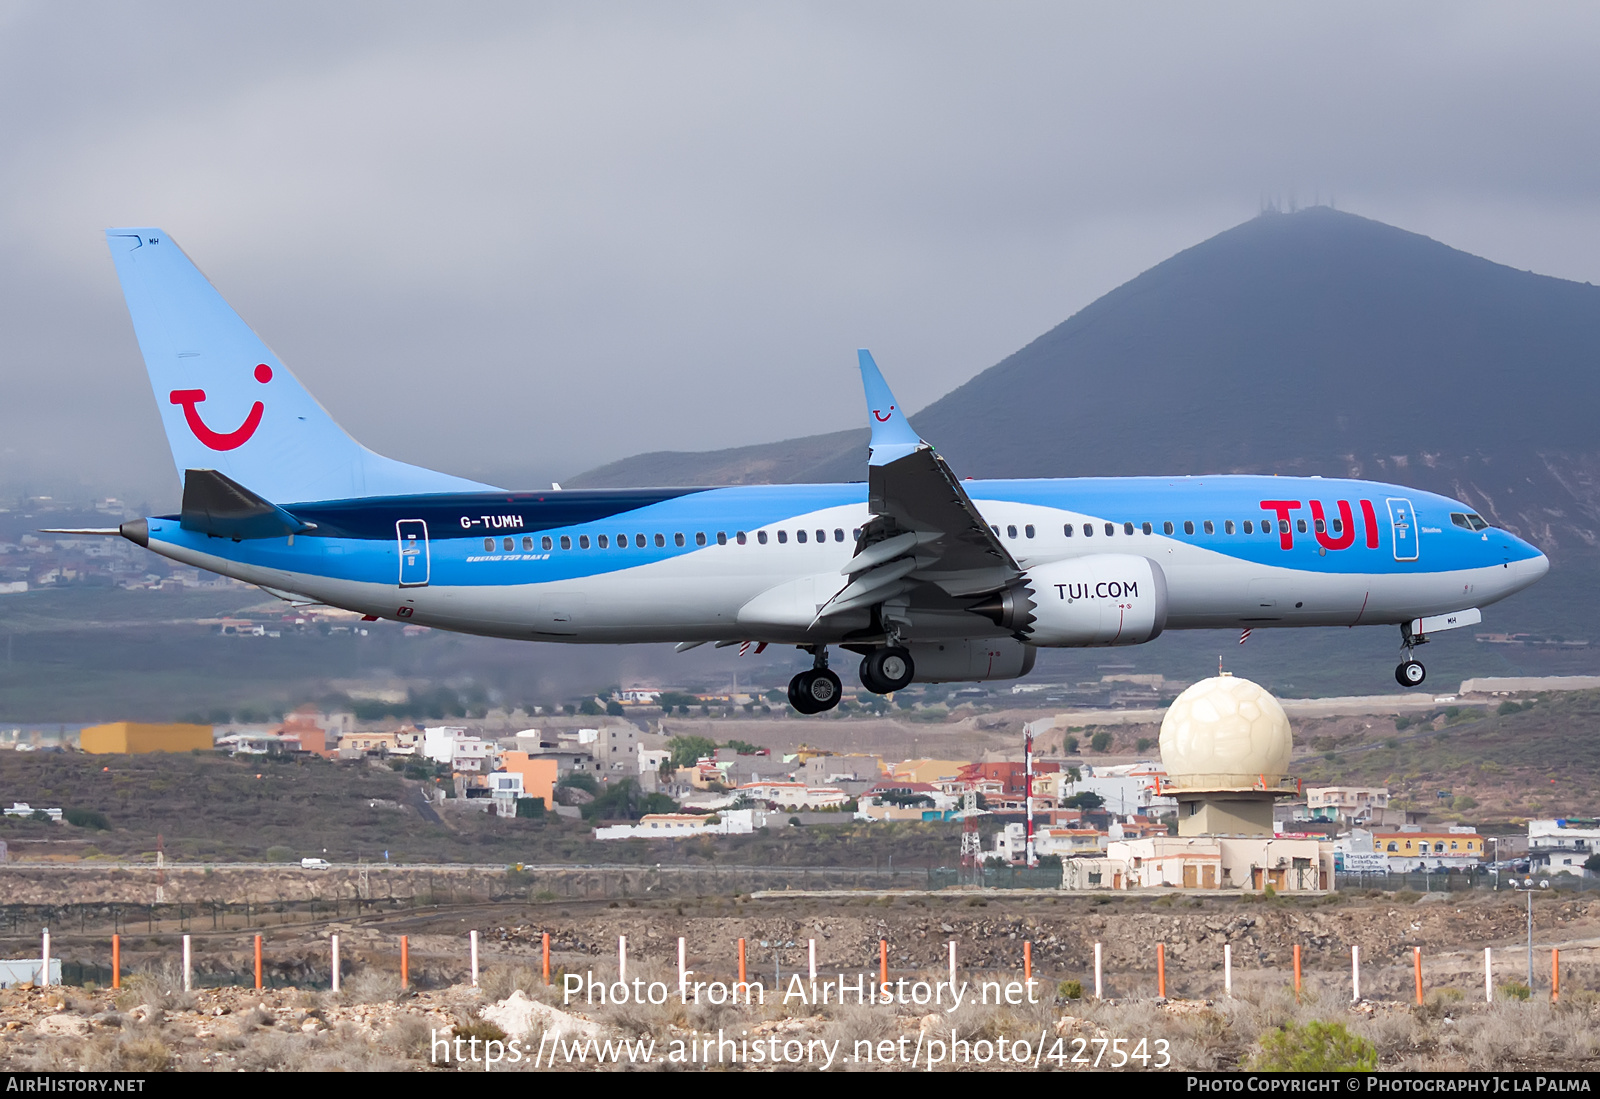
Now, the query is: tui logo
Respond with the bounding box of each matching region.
[169,364,272,451]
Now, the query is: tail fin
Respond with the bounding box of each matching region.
[105,228,498,503]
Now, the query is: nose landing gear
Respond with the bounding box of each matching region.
[1394,623,1428,688]
[787,646,843,715]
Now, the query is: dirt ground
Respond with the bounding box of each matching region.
[4,888,1599,1071]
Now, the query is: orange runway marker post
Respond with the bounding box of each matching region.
[1552,949,1560,1003]
[111,934,120,990]
[1024,941,1032,983]
[879,939,888,995]
[254,935,262,991]
[400,936,409,990]
[1293,944,1302,999]
[1157,942,1166,999]
[542,932,550,985]
[738,938,746,985]
[1414,947,1423,1006]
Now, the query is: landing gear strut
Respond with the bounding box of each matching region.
[1395,623,1427,688]
[859,646,915,695]
[788,647,843,715]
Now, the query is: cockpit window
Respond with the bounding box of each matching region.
[1451,512,1489,531]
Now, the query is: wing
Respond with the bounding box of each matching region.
[814,351,1020,625]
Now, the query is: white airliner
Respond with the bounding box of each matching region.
[64,228,1548,713]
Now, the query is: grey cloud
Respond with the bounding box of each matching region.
[1,2,1598,504]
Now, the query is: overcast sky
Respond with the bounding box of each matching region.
[3,2,1599,506]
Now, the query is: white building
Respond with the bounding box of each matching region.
[639,748,671,775]
[594,809,758,840]
[421,726,494,772]
[1059,835,1333,892]
[1306,786,1390,824]
[1529,819,1599,876]
[1056,764,1176,816]
[735,781,849,810]
[991,822,1107,862]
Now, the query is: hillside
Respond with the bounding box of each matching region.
[572,208,1600,564]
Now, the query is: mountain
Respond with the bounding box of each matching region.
[571,208,1600,565]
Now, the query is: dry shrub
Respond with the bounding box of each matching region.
[383,1013,435,1061]
[125,962,196,1013]
[480,963,541,1003]
[820,1003,895,1050]
[341,969,403,1005]
[116,1033,174,1072]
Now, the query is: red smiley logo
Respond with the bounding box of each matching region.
[872,405,895,423]
[169,364,272,451]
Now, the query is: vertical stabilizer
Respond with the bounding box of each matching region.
[106,228,498,503]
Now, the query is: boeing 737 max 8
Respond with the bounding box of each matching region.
[66,228,1549,713]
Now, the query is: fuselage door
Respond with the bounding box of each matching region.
[397,519,430,587]
[1386,498,1419,562]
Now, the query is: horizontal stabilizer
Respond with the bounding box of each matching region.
[181,469,315,541]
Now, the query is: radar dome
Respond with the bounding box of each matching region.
[1158,674,1291,787]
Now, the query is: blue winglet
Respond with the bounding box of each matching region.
[857,349,923,466]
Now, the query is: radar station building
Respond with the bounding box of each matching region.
[1061,675,1334,893]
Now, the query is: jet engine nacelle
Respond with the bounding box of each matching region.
[974,553,1168,647]
[906,638,1037,684]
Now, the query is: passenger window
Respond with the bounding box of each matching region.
[1279,520,1289,534]
[522,536,533,550]
[598,534,609,549]
[577,535,588,549]
[1332,518,1343,534]
[618,533,627,548]
[735,531,745,545]
[758,531,768,544]
[1243,520,1253,534]
[636,534,647,548]
[990,525,1000,537]
[852,528,861,540]
[834,529,845,542]
[483,538,494,552]
[1224,520,1235,534]
[1063,524,1074,537]
[1314,518,1325,534]
[1183,521,1194,535]
[1123,522,1134,535]
[1142,522,1152,535]
[1007,525,1017,539]
[1296,519,1307,533]
[816,529,826,543]
[560,536,572,550]
[1163,522,1174,535]
[675,533,685,547]
[654,533,665,548]
[717,532,727,545]
[778,531,788,544]
[697,532,708,546]
[1025,524,1035,539]
[541,536,553,551]
[1083,523,1094,538]
[797,530,808,543]
[1104,523,1114,536]
[1203,521,1213,535]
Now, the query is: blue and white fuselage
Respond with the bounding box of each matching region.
[134,476,1543,644]
[93,228,1547,703]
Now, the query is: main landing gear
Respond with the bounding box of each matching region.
[788,647,843,715]
[859,645,915,695]
[1395,623,1428,688]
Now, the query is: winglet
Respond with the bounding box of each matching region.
[857,350,923,466]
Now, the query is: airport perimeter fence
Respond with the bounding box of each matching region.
[1335,869,1600,893]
